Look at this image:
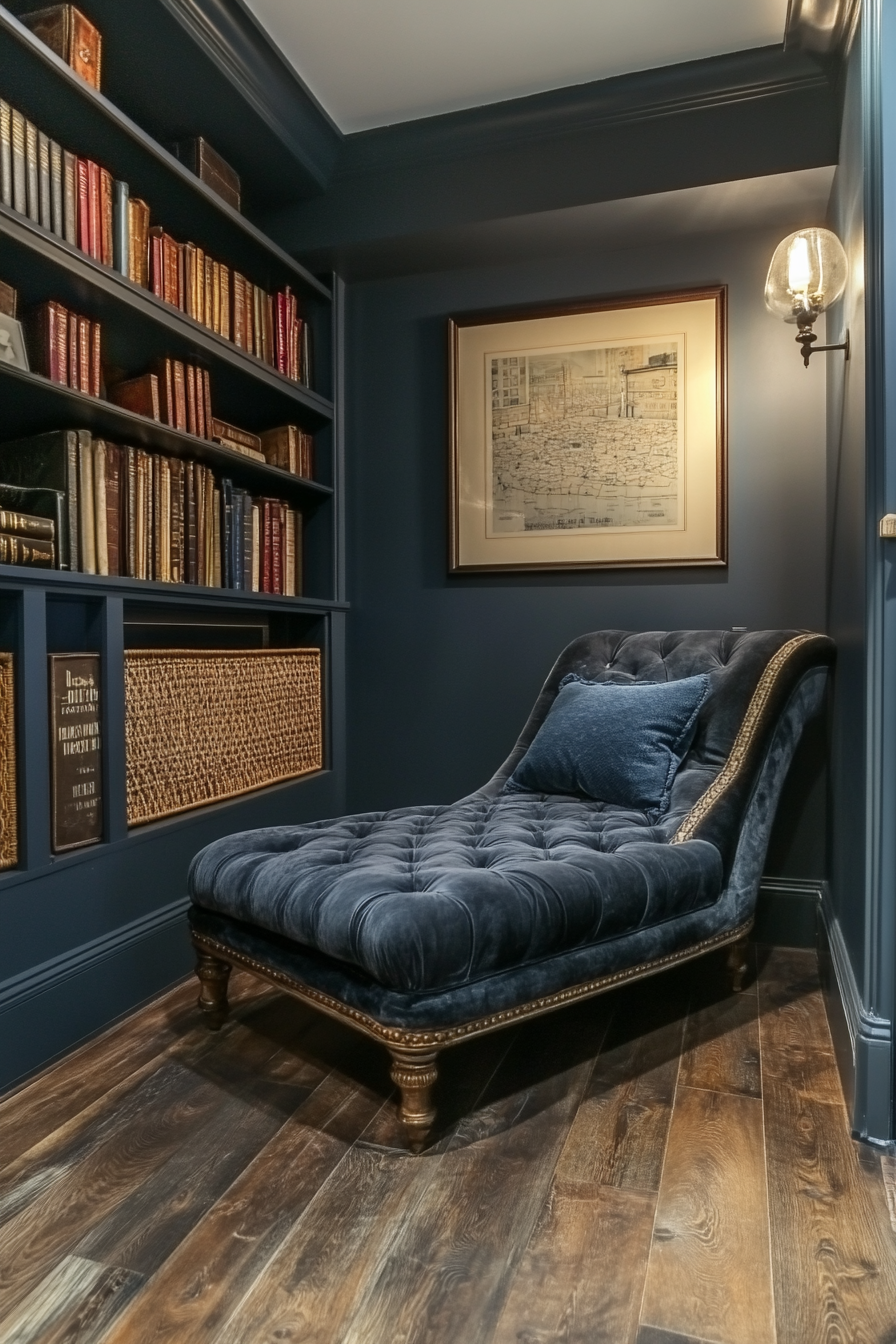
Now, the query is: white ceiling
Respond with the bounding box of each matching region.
[243,0,790,133]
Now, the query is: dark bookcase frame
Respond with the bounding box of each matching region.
[0,2,347,1090]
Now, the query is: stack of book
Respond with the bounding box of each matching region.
[26,299,101,397]
[109,359,213,438]
[259,425,314,479]
[0,506,54,568]
[1,96,312,387]
[0,430,302,592]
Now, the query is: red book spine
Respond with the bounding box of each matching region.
[275,293,287,374]
[68,310,78,388]
[77,315,91,392]
[185,363,197,436]
[87,159,100,260]
[50,301,66,384]
[76,158,89,255]
[194,367,206,439]
[90,321,101,397]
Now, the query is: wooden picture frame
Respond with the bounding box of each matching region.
[449,286,727,572]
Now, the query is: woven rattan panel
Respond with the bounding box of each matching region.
[0,653,15,868]
[125,649,322,826]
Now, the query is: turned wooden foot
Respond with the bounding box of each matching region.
[195,950,231,1029]
[389,1047,439,1153]
[726,934,750,993]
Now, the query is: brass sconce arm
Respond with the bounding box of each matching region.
[796,325,850,368]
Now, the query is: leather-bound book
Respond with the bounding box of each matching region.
[264,294,274,367]
[150,449,161,580]
[158,455,171,582]
[242,490,253,590]
[104,443,120,576]
[184,462,197,584]
[0,508,54,542]
[202,369,213,439]
[211,487,221,586]
[272,500,284,594]
[294,510,303,595]
[211,418,262,454]
[124,447,137,578]
[77,313,90,393]
[176,240,185,312]
[75,157,89,254]
[25,300,67,384]
[259,425,300,475]
[77,432,96,573]
[212,261,221,336]
[19,6,102,90]
[231,487,243,589]
[171,136,240,211]
[0,485,64,567]
[253,285,264,362]
[0,532,54,566]
[244,281,255,357]
[62,149,77,245]
[194,463,205,585]
[48,653,102,856]
[250,502,260,591]
[203,254,214,331]
[260,498,272,593]
[284,509,296,597]
[109,372,160,421]
[219,266,230,341]
[185,362,198,437]
[0,100,11,208]
[89,320,100,397]
[127,197,149,287]
[134,451,147,579]
[232,272,245,349]
[153,357,174,426]
[0,280,15,319]
[149,228,163,298]
[204,467,215,583]
[112,178,127,275]
[99,167,112,266]
[0,430,80,569]
[24,117,39,223]
[86,158,100,260]
[169,457,184,583]
[49,138,63,237]
[37,130,51,229]
[220,478,232,588]
[183,242,195,320]
[274,291,287,374]
[10,108,26,215]
[163,233,180,307]
[67,309,77,389]
[172,360,187,432]
[93,438,107,575]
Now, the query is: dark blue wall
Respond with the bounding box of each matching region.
[345,226,829,879]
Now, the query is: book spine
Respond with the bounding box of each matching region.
[251,503,260,591]
[212,488,221,587]
[125,448,137,578]
[159,457,171,583]
[275,293,287,374]
[242,492,253,589]
[205,468,215,584]
[11,109,26,215]
[87,159,101,260]
[99,168,113,266]
[78,435,96,574]
[149,228,163,297]
[185,463,197,584]
[262,500,272,593]
[71,8,102,89]
[24,118,39,223]
[151,451,161,581]
[49,139,63,238]
[113,179,129,275]
[220,479,232,588]
[295,511,303,594]
[94,440,108,576]
[76,157,89,254]
[0,510,55,542]
[134,452,145,580]
[90,321,101,398]
[67,310,78,389]
[195,464,205,586]
[219,266,230,341]
[284,510,296,597]
[233,273,245,348]
[106,444,120,577]
[37,130,51,230]
[67,432,82,572]
[185,363,197,436]
[170,458,183,584]
[0,100,11,209]
[0,533,54,567]
[129,199,149,287]
[63,150,77,245]
[53,301,67,386]
[212,262,221,336]
[245,281,255,357]
[173,361,187,432]
[77,315,91,393]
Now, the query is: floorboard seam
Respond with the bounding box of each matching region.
[756,959,778,1344]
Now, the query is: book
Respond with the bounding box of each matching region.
[127,197,150,287]
[78,433,95,573]
[172,360,187,431]
[77,313,90,393]
[170,457,184,583]
[185,461,197,583]
[104,444,121,576]
[93,438,108,575]
[294,510,303,594]
[0,485,65,568]
[48,653,102,857]
[0,430,81,570]
[186,362,198,437]
[67,308,77,388]
[232,272,245,349]
[24,117,39,224]
[49,137,63,238]
[62,149,77,245]
[284,509,296,597]
[10,109,26,215]
[211,419,262,453]
[0,101,10,209]
[151,448,161,580]
[0,532,54,566]
[112,179,128,275]
[212,488,221,586]
[76,156,89,255]
[89,319,101,397]
[251,503,260,591]
[124,448,136,578]
[109,373,161,420]
[25,300,67,384]
[171,136,241,212]
[0,280,15,319]
[158,456,171,582]
[37,130,51,230]
[0,508,54,542]
[87,158,100,260]
[259,425,314,478]
[20,5,102,89]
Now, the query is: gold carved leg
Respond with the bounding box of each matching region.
[195,950,231,1029]
[726,934,750,993]
[388,1047,439,1153]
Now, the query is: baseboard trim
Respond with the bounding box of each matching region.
[755,877,823,947]
[0,897,190,1015]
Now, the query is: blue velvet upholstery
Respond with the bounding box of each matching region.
[506,672,710,811]
[189,629,834,1030]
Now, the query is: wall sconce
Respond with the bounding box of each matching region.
[765,227,849,367]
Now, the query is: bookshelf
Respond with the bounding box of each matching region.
[0,0,347,1086]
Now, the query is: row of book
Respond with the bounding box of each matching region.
[0,431,304,594]
[27,299,101,397]
[0,96,313,385]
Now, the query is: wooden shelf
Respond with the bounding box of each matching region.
[0,564,348,610]
[0,6,330,300]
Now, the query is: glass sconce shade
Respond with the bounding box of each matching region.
[764,228,848,325]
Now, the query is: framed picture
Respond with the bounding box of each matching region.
[0,315,29,372]
[448,286,726,572]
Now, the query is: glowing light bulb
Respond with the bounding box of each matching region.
[788,235,812,295]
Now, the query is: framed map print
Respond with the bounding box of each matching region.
[448,286,726,572]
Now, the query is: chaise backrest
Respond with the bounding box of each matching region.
[481,629,834,870]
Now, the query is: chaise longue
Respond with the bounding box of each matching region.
[187,628,833,1150]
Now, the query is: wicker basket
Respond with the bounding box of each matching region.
[0,653,15,868]
[125,648,322,826]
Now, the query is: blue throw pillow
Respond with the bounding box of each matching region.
[506,672,710,813]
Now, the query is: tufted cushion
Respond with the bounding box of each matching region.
[189,794,724,993]
[190,629,834,1003]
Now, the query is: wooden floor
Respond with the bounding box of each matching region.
[1,946,895,1344]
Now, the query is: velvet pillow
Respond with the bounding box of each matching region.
[506,672,710,813]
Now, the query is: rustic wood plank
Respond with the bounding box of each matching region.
[0,997,325,1321]
[330,999,614,1344]
[210,1026,521,1344]
[756,947,842,1105]
[637,1327,723,1344]
[0,1254,143,1344]
[881,1154,896,1234]
[763,1081,896,1341]
[679,968,761,1099]
[552,980,686,1194]
[0,971,272,1172]
[640,1084,775,1344]
[492,1184,657,1344]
